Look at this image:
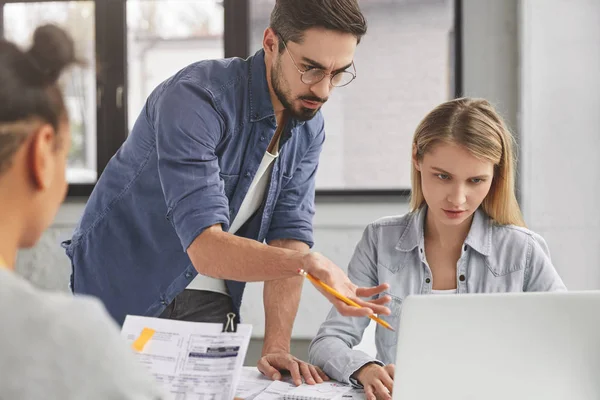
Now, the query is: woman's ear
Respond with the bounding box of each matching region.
[27,124,57,191]
[412,143,421,172]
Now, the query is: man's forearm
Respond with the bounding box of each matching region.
[262,239,308,354]
[187,225,305,282]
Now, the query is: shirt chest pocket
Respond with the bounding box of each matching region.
[378,293,403,346]
[219,173,239,199]
[278,149,295,189]
[482,252,528,292]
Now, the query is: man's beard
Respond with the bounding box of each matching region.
[271,60,326,121]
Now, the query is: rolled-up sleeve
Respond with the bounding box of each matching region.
[308,224,384,384]
[266,123,325,248]
[154,79,230,251]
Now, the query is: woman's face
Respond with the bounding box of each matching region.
[415,142,494,229]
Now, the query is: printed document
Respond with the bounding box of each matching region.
[121,315,252,400]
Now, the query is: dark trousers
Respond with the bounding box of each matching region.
[159,289,234,324]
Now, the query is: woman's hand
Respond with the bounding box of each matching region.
[353,363,395,400]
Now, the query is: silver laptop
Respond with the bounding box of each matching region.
[393,291,600,400]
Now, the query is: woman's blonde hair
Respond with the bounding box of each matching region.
[409,97,525,227]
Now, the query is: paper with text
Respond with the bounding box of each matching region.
[235,368,277,400]
[254,380,297,400]
[283,381,354,400]
[122,315,252,400]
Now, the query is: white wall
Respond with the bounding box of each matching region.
[520,0,600,290]
[462,0,519,132]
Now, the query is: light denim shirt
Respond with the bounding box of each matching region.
[308,207,566,385]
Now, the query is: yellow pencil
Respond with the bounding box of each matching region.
[298,269,395,332]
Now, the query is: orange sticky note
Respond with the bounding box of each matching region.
[132,327,155,352]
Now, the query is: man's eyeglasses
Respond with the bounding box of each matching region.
[278,35,356,88]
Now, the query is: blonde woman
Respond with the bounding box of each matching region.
[308,98,566,400]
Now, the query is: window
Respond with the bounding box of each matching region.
[250,0,458,192]
[1,0,127,197]
[126,0,224,131]
[1,0,460,196]
[2,1,98,185]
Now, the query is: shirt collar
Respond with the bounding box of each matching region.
[463,208,492,256]
[395,206,491,256]
[395,206,426,252]
[248,49,306,129]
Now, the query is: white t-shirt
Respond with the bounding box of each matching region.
[187,137,280,294]
[431,288,458,294]
[0,268,164,399]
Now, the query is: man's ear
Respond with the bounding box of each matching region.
[27,124,56,190]
[263,27,279,56]
[412,143,421,172]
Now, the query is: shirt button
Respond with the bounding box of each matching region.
[185,272,192,279]
[459,274,466,282]
[161,298,168,305]
[260,136,265,141]
[425,278,431,284]
[245,171,251,178]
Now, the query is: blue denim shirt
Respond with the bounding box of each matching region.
[62,50,325,325]
[308,207,566,385]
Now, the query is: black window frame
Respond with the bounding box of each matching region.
[1,0,461,199]
[0,0,127,198]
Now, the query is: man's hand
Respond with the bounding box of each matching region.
[353,363,395,400]
[301,252,391,317]
[258,352,329,386]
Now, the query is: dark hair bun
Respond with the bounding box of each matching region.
[26,24,79,84]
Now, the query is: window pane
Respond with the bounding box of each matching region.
[3,1,97,184]
[250,0,455,190]
[127,0,224,131]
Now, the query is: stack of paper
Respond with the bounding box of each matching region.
[283,381,353,400]
[235,368,278,400]
[122,315,252,400]
[254,381,298,400]
[235,368,365,400]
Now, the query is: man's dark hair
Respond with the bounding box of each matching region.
[270,0,367,51]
